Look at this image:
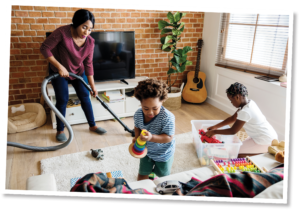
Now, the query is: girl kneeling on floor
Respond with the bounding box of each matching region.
[205,82,278,154]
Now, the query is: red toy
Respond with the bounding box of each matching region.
[199,129,223,143]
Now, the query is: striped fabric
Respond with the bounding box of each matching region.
[40,24,94,80]
[134,106,175,162]
[70,172,157,195]
[175,167,284,197]
[70,170,124,188]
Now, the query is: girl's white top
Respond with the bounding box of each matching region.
[237,100,278,145]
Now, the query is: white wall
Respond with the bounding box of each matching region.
[200,12,287,140]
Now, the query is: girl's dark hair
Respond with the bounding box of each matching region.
[226,82,248,97]
[72,9,95,28]
[134,79,169,102]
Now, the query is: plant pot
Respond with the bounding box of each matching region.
[162,84,184,111]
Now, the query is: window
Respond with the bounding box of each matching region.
[215,13,289,77]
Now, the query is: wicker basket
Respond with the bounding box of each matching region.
[236,131,249,142]
[163,86,183,111]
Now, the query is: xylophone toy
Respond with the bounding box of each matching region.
[210,156,268,175]
[129,130,148,158]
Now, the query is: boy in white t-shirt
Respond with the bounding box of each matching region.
[205,82,278,154]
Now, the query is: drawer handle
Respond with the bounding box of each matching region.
[71,113,74,115]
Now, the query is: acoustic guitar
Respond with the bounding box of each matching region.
[182,39,207,103]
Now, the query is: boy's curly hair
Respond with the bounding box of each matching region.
[226,82,248,97]
[134,79,169,102]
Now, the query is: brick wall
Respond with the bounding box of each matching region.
[9,5,204,105]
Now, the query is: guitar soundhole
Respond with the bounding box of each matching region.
[193,78,200,84]
[197,79,203,89]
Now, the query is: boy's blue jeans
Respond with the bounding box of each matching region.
[50,69,96,131]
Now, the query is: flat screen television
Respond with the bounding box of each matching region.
[46,31,135,83]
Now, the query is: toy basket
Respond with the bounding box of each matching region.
[191,120,242,166]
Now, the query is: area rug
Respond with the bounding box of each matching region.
[41,132,200,191]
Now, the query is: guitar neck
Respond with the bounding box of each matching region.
[194,47,202,78]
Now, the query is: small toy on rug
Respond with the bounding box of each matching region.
[268,139,285,155]
[275,151,284,164]
[129,129,148,158]
[156,180,181,195]
[149,172,158,180]
[199,129,223,143]
[90,148,104,160]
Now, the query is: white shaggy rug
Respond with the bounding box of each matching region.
[41,132,200,191]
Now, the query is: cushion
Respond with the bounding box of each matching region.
[9,112,37,126]
[254,180,284,199]
[26,174,57,191]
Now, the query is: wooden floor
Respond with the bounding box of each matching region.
[6,101,230,190]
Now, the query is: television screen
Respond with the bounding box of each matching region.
[90,31,135,82]
[46,31,135,83]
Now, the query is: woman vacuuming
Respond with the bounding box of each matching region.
[40,9,106,142]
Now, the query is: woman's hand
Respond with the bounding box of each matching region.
[140,130,152,142]
[205,130,215,138]
[57,65,69,78]
[90,86,98,98]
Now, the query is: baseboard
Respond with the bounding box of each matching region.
[206,96,236,115]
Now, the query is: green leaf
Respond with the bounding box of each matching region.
[180,54,187,63]
[161,28,172,35]
[170,61,181,72]
[162,47,172,52]
[177,49,183,56]
[170,57,177,63]
[162,43,172,50]
[167,68,178,74]
[186,60,193,65]
[165,35,173,44]
[183,46,193,54]
[179,61,187,72]
[167,12,175,23]
[158,20,170,30]
[179,25,185,32]
[172,29,181,36]
[181,13,187,18]
[174,54,180,64]
[174,12,181,22]
[160,37,166,44]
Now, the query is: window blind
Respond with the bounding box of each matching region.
[215,13,289,77]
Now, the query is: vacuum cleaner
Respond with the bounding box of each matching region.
[7,72,135,151]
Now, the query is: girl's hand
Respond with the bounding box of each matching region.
[58,65,69,78]
[207,125,218,131]
[140,130,152,142]
[90,86,98,97]
[206,130,215,138]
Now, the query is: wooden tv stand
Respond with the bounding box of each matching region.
[46,77,146,129]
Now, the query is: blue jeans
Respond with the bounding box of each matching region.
[50,70,96,131]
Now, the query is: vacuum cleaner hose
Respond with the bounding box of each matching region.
[7,72,135,151]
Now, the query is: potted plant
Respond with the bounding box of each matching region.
[158,11,193,110]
